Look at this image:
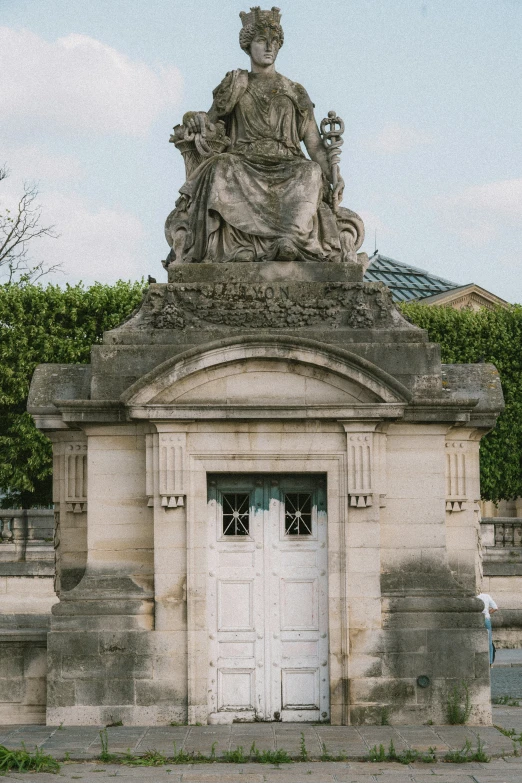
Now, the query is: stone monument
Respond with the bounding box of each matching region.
[28,7,503,726]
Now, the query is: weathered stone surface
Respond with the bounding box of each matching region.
[168,259,365,284]
[165,7,363,267]
[23,6,506,728]
[103,279,412,334]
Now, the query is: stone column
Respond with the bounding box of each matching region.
[47,422,155,725]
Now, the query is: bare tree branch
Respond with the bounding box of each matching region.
[0,169,60,283]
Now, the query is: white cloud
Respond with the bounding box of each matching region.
[36,191,147,283]
[448,178,522,221]
[0,27,182,137]
[365,123,433,154]
[0,140,84,183]
[436,178,522,248]
[0,180,147,284]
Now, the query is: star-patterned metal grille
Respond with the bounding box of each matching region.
[284,493,312,536]
[222,493,250,536]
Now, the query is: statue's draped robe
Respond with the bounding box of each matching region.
[176,70,342,263]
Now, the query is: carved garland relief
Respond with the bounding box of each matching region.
[144,282,396,331]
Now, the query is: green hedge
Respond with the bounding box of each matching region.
[0,283,519,506]
[401,303,522,503]
[0,281,144,506]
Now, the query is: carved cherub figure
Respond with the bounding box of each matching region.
[165,7,363,265]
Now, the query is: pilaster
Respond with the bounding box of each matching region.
[444,428,483,592]
[340,420,385,724]
[49,432,88,594]
[146,424,190,722]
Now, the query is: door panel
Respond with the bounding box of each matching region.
[208,474,328,723]
[280,580,318,630]
[218,581,253,631]
[218,669,255,711]
[282,668,319,708]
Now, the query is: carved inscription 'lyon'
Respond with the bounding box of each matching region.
[184,283,291,301]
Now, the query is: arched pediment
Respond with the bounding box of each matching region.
[122,336,411,409]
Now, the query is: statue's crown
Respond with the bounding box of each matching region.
[240,6,282,28]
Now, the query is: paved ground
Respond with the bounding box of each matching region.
[0,715,518,762]
[2,707,522,780]
[4,757,522,782]
[3,658,522,780]
[491,649,522,700]
[494,649,522,667]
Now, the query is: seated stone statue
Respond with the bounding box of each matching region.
[165,6,363,265]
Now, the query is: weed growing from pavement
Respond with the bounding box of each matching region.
[0,743,61,774]
[446,681,472,725]
[222,746,247,763]
[367,737,490,765]
[320,742,332,761]
[494,725,522,743]
[248,742,291,764]
[94,726,497,768]
[493,695,521,706]
[97,732,292,767]
[443,738,489,763]
[367,739,436,765]
[99,729,111,762]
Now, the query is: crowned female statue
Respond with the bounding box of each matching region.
[165,6,363,265]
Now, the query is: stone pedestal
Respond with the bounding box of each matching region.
[28,260,503,725]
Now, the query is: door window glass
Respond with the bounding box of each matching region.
[284,493,312,536]
[222,493,250,536]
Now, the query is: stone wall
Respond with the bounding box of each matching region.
[0,510,57,724]
[28,266,503,726]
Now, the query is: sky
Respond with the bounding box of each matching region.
[1,0,521,301]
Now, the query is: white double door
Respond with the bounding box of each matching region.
[207,474,329,722]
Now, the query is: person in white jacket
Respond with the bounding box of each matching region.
[477,592,498,665]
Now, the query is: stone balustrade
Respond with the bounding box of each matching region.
[0,508,57,724]
[0,509,54,562]
[481,518,522,557]
[480,517,522,648]
[481,518,522,549]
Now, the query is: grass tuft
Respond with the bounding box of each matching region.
[443,738,490,764]
[0,743,60,774]
[299,732,308,762]
[367,740,436,765]
[493,695,520,706]
[446,681,472,725]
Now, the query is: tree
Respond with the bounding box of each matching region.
[0,280,144,506]
[0,164,58,282]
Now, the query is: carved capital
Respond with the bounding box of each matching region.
[146,430,188,509]
[445,438,475,509]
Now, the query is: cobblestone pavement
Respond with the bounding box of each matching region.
[491,650,522,700]
[2,705,522,781]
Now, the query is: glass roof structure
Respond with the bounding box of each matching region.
[364,254,461,303]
